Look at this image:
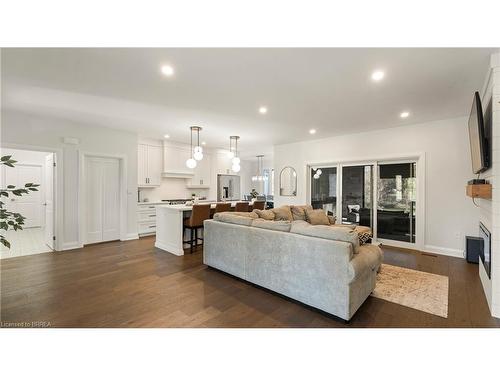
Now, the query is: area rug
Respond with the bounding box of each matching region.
[371,264,449,318]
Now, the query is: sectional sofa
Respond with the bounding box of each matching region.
[203,207,383,321]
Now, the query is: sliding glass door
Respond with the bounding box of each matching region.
[377,162,416,243]
[310,167,337,217]
[309,159,418,248]
[341,165,373,228]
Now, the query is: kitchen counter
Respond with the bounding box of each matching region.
[154,201,255,256]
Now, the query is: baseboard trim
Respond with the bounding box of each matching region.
[123,233,139,241]
[423,245,464,258]
[61,241,81,251]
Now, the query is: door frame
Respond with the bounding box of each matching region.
[306,152,426,251]
[78,151,128,247]
[1,142,62,251]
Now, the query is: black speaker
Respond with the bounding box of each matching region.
[466,236,482,264]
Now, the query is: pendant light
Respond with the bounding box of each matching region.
[186,126,203,169]
[229,136,241,172]
[252,155,267,181]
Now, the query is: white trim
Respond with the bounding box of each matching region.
[123,232,139,241]
[1,142,63,252]
[61,241,81,251]
[78,151,128,247]
[423,245,464,259]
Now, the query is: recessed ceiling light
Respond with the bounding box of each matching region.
[259,106,268,114]
[371,70,385,81]
[309,129,316,135]
[161,65,174,76]
[201,141,206,145]
[400,111,410,118]
[164,134,170,138]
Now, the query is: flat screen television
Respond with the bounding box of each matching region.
[468,91,489,174]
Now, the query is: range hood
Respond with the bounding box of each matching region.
[161,140,195,179]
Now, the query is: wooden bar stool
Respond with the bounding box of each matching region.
[183,204,211,253]
[252,201,265,210]
[215,202,231,213]
[234,202,249,212]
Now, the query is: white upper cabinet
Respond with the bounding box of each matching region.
[188,153,211,188]
[138,144,162,187]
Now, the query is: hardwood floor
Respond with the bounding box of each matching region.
[1,236,499,328]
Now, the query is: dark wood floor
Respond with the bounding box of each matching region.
[1,236,499,328]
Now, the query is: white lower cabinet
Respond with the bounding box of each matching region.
[137,204,159,236]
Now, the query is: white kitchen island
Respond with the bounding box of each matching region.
[155,202,255,256]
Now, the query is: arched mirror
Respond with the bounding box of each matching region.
[279,166,297,196]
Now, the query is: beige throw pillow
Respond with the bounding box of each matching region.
[305,208,330,225]
[253,209,275,221]
[272,205,293,221]
[291,205,313,221]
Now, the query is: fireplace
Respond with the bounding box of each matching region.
[479,222,491,279]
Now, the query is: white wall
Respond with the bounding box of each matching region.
[1,110,139,250]
[478,52,500,318]
[274,116,479,257]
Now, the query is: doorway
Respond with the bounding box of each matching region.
[80,154,125,246]
[308,156,423,250]
[0,147,56,258]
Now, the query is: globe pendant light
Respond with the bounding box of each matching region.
[186,126,203,169]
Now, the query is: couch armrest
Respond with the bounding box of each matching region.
[347,244,383,282]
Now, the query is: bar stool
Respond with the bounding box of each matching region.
[215,202,231,213]
[252,201,265,210]
[183,204,211,253]
[234,202,249,212]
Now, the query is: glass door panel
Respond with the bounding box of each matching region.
[310,167,337,217]
[341,165,373,228]
[377,162,416,243]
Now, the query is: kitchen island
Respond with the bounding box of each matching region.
[155,202,256,256]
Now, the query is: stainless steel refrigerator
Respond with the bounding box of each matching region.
[217,174,241,201]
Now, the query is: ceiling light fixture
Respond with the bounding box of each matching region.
[161,65,174,76]
[229,136,241,172]
[186,126,203,168]
[309,129,316,135]
[252,155,268,182]
[259,106,268,114]
[201,141,206,145]
[400,111,410,118]
[164,134,170,139]
[371,70,385,81]
[313,167,323,179]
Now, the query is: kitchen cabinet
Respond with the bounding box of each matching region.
[137,203,160,236]
[138,144,162,187]
[187,153,211,189]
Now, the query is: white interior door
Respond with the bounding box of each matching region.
[44,154,55,249]
[85,156,120,245]
[4,164,42,228]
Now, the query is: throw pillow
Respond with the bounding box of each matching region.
[305,208,330,225]
[290,205,312,221]
[358,231,372,245]
[272,205,293,221]
[253,209,275,221]
[328,215,336,225]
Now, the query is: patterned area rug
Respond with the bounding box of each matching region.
[371,264,449,318]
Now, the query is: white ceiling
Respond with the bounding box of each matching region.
[1,48,495,158]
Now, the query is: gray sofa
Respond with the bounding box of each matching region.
[203,212,383,321]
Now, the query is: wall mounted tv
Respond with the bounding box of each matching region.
[468,91,491,174]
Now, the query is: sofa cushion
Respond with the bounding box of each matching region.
[348,244,383,281]
[272,205,293,221]
[291,205,312,221]
[305,208,330,225]
[333,223,356,230]
[291,220,360,253]
[213,212,255,226]
[253,209,275,221]
[252,218,291,232]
